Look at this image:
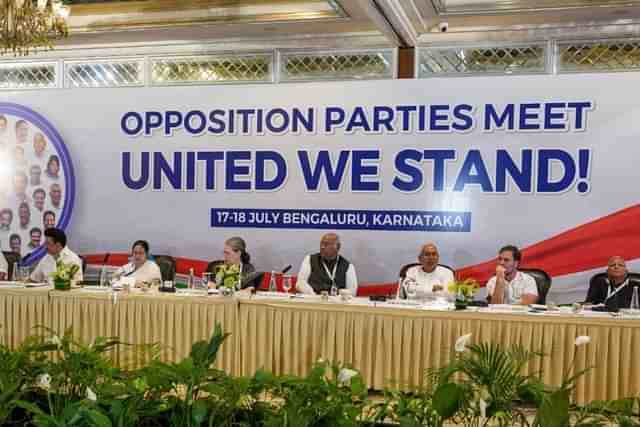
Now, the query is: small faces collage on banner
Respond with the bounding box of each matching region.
[0,104,75,262]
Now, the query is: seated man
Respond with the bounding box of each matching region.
[584,256,639,310]
[296,233,358,295]
[30,228,83,284]
[486,245,538,305]
[402,243,454,299]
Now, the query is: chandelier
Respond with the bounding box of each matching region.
[0,0,70,56]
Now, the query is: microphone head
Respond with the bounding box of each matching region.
[281,265,292,274]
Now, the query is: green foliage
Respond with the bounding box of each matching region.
[0,324,637,427]
[0,337,44,425]
[429,342,544,426]
[261,360,369,427]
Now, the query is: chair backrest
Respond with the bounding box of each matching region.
[153,255,176,282]
[399,263,456,280]
[519,268,552,304]
[2,251,20,279]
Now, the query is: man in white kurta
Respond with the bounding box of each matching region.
[30,228,83,284]
[403,243,454,299]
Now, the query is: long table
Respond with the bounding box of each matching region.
[1,286,638,404]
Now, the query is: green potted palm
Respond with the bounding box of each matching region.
[50,260,80,291]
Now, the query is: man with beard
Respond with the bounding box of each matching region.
[296,233,358,295]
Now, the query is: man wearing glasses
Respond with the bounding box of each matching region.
[486,245,538,305]
[584,256,638,310]
[296,233,358,295]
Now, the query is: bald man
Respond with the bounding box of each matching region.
[296,233,358,295]
[402,243,454,298]
[585,256,640,310]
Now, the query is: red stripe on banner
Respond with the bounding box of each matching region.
[457,203,640,285]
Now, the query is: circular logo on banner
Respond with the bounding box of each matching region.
[0,103,75,263]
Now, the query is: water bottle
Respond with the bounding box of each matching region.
[188,268,195,290]
[330,281,338,297]
[11,262,18,282]
[269,271,277,292]
[631,286,640,312]
[99,266,107,288]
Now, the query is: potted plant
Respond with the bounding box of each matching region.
[448,278,479,310]
[49,260,80,291]
[214,263,241,295]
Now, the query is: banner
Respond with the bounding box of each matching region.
[1,73,639,302]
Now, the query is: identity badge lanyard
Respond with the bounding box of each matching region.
[606,277,629,301]
[322,256,339,286]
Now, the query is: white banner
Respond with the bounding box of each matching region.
[1,72,638,302]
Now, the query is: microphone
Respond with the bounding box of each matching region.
[281,265,292,274]
[102,253,110,265]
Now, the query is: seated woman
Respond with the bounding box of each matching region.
[585,256,639,310]
[113,240,162,286]
[210,237,257,290]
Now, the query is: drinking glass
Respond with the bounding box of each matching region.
[282,275,292,295]
[19,266,30,283]
[404,278,417,299]
[203,272,215,289]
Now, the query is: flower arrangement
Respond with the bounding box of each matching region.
[448,278,480,303]
[214,263,241,289]
[49,260,79,290]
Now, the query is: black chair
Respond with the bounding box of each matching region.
[153,255,176,282]
[399,262,456,279]
[2,251,20,280]
[519,268,552,304]
[588,272,640,299]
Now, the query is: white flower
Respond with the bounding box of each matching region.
[47,335,62,348]
[479,398,487,419]
[337,368,358,385]
[575,336,591,347]
[455,333,472,353]
[37,373,51,390]
[86,387,97,401]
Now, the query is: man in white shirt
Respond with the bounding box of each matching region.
[296,233,358,295]
[486,245,538,305]
[403,243,454,298]
[30,228,83,284]
[0,251,7,280]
